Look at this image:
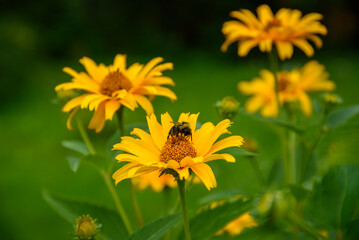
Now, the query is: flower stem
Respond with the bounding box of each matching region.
[247,156,266,187]
[130,183,144,227]
[100,169,133,234]
[177,179,191,240]
[76,118,96,155]
[75,117,132,235]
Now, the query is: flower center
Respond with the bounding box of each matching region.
[159,136,197,164]
[100,69,132,96]
[264,19,281,32]
[278,75,291,92]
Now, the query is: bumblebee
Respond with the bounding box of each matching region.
[168,121,192,140]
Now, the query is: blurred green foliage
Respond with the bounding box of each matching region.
[1,0,359,239]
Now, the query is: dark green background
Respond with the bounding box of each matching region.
[1,0,359,239]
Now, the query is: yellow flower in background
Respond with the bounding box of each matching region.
[238,69,278,118]
[221,4,327,60]
[278,60,335,115]
[132,170,176,192]
[112,112,244,190]
[239,61,335,117]
[55,54,177,132]
[216,212,258,236]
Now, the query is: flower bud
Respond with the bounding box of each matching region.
[216,96,240,120]
[242,137,258,153]
[258,190,295,222]
[321,93,342,114]
[75,214,99,240]
[56,89,77,105]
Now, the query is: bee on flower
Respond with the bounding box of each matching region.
[221,4,327,60]
[55,54,177,132]
[112,112,244,190]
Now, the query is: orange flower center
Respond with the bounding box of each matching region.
[100,69,132,96]
[278,75,291,92]
[159,136,196,164]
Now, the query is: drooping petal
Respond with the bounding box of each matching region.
[191,163,217,190]
[88,102,106,133]
[134,95,153,115]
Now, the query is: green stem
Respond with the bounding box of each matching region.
[300,112,328,183]
[101,169,133,234]
[287,212,331,240]
[279,129,291,184]
[76,118,96,155]
[248,156,266,187]
[130,183,144,227]
[268,50,282,119]
[177,179,191,240]
[76,117,132,234]
[288,130,296,184]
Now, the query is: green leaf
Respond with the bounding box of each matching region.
[326,104,359,128]
[288,185,311,202]
[42,190,128,239]
[66,156,81,172]
[180,198,253,240]
[199,189,245,205]
[240,111,303,134]
[129,214,181,240]
[305,164,359,229]
[220,148,257,157]
[62,140,90,155]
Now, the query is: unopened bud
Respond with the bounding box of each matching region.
[216,96,240,120]
[75,214,100,240]
[321,93,342,114]
[242,137,258,153]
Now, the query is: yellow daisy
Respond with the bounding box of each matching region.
[277,60,335,115]
[216,212,258,236]
[239,61,335,117]
[112,112,244,190]
[238,69,278,118]
[132,170,176,192]
[221,4,327,60]
[55,54,177,132]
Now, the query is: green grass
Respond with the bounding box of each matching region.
[1,50,359,239]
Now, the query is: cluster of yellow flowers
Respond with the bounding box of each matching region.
[221,4,335,118]
[55,4,334,238]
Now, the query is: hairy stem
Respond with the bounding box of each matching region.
[177,179,191,240]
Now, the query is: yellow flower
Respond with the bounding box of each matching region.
[132,170,176,192]
[221,4,327,60]
[55,54,177,132]
[278,60,335,115]
[238,69,278,118]
[238,61,335,117]
[216,212,258,236]
[112,112,244,190]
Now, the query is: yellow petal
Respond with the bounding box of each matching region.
[161,112,174,138]
[204,153,236,163]
[66,107,79,130]
[238,40,258,56]
[134,95,153,115]
[257,4,274,25]
[292,39,314,57]
[205,136,244,156]
[113,54,127,71]
[147,114,166,150]
[191,163,217,190]
[105,100,121,120]
[298,92,312,116]
[275,41,294,60]
[79,57,107,82]
[88,102,106,132]
[62,94,89,112]
[130,128,159,151]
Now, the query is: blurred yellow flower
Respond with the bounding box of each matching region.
[55,54,177,132]
[238,69,278,118]
[112,112,244,190]
[278,61,335,115]
[216,212,258,236]
[132,170,176,192]
[238,61,335,117]
[221,4,327,60]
